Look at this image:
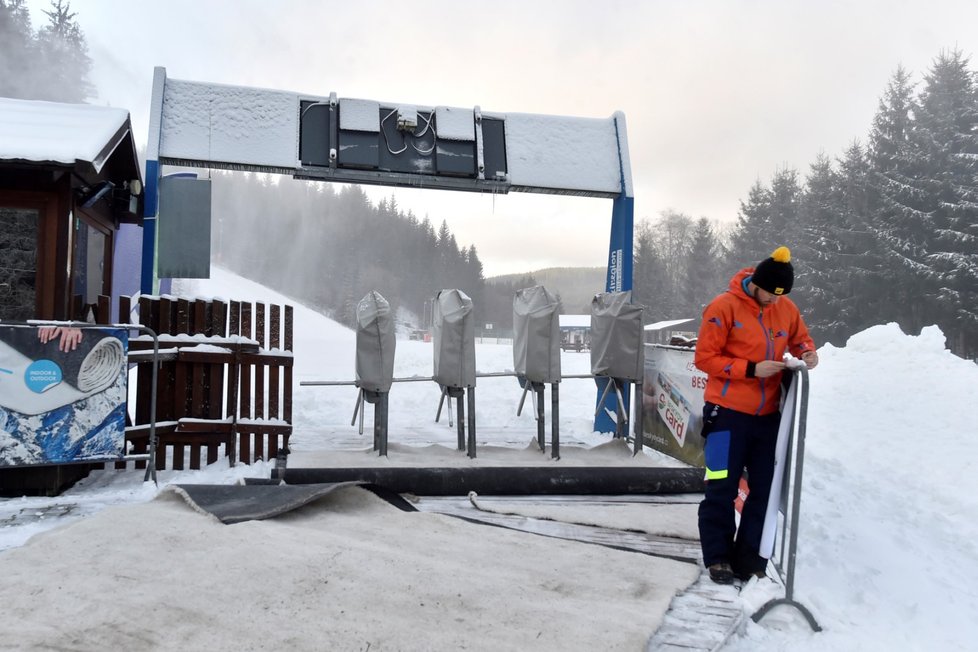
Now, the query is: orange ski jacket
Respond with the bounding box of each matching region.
[694,268,816,416]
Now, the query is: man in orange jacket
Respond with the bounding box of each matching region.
[694,246,818,584]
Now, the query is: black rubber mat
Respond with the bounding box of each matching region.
[275,466,705,496]
[171,482,364,524]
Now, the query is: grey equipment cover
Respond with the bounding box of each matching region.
[355,291,396,393]
[432,289,476,388]
[512,285,562,384]
[590,291,644,381]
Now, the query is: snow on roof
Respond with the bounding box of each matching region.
[559,314,591,328]
[644,318,695,331]
[0,97,131,173]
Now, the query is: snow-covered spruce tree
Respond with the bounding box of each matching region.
[794,153,848,345]
[632,219,672,322]
[912,49,978,356]
[729,179,775,266]
[872,52,978,356]
[869,65,925,332]
[684,217,726,318]
[0,0,37,99]
[731,166,802,270]
[836,140,889,337]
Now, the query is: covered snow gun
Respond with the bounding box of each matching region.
[432,289,477,458]
[351,291,396,456]
[512,285,562,459]
[590,291,645,454]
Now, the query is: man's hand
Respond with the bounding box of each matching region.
[802,350,819,370]
[755,360,786,377]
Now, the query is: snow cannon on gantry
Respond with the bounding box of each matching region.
[144,67,635,433]
[351,291,396,456]
[590,291,645,452]
[431,289,477,458]
[512,285,563,459]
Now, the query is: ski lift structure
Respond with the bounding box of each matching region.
[142,67,636,437]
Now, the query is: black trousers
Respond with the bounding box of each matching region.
[698,406,781,574]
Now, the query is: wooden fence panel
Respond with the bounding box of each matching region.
[112,295,293,472]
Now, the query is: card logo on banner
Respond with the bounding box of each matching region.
[654,371,692,446]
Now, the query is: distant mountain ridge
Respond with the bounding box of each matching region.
[487,266,605,314]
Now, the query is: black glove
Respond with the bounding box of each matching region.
[701,402,721,439]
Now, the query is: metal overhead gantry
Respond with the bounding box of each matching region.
[143,67,635,432]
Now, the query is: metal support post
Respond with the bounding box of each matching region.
[454,389,465,451]
[375,392,389,457]
[551,383,560,460]
[466,387,476,459]
[535,382,546,452]
[632,382,644,455]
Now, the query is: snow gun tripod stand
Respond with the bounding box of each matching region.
[515,376,560,460]
[595,376,645,456]
[351,386,389,456]
[435,385,476,458]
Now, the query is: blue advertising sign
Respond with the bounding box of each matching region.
[0,324,128,466]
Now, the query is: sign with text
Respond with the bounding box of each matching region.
[0,324,128,467]
[641,344,706,467]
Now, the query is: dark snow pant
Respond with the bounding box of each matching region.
[698,406,781,576]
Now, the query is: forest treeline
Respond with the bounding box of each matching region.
[634,49,978,358]
[2,0,974,356]
[215,49,977,356]
[212,179,516,330]
[0,0,92,102]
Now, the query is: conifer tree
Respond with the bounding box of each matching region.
[35,0,93,102]
[911,49,978,355]
[836,140,887,336]
[684,218,725,317]
[729,180,774,266]
[796,153,845,344]
[869,65,923,329]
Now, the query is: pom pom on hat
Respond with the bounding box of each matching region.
[752,246,794,295]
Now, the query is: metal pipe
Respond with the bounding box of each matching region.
[376,392,388,457]
[466,387,476,459]
[516,382,530,416]
[551,383,560,460]
[455,393,465,451]
[351,388,362,427]
[594,377,613,418]
[632,382,644,456]
[536,383,545,452]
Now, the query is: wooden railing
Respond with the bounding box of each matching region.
[105,294,293,471]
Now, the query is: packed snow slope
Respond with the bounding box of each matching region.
[0,267,975,650]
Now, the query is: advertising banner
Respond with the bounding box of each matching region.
[0,324,128,467]
[641,344,706,467]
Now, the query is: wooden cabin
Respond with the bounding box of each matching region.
[0,96,142,323]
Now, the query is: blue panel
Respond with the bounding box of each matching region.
[595,192,636,433]
[140,159,160,294]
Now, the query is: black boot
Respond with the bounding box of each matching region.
[708,562,734,584]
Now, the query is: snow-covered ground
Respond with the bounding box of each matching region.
[1,267,976,650]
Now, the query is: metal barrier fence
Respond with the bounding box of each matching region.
[752,366,821,631]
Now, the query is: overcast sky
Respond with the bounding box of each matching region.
[23,0,978,276]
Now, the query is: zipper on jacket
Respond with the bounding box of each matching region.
[755,308,774,415]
